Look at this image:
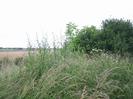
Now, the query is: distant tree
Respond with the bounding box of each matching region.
[65,25,101,53]
[64,19,133,56]
[75,26,99,52]
[64,22,79,49]
[101,18,133,55]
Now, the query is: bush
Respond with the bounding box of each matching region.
[101,18,133,55]
[65,19,133,56]
[14,57,23,66]
[65,25,101,53]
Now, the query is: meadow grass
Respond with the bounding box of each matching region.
[0,47,133,99]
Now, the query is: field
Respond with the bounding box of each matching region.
[0,48,133,99]
[0,51,28,59]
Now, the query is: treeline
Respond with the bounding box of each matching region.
[0,47,27,51]
[65,18,133,56]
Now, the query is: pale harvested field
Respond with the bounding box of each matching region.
[0,51,28,59]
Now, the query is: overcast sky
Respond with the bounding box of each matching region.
[0,0,133,48]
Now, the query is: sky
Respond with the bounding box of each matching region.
[0,0,133,48]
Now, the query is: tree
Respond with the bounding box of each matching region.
[64,19,133,56]
[64,22,79,49]
[66,25,101,53]
[101,18,133,55]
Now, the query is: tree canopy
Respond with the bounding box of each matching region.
[65,19,133,56]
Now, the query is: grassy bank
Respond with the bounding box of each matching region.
[0,48,133,99]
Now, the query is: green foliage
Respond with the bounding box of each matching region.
[65,22,78,39]
[0,19,133,98]
[65,25,101,53]
[64,22,79,50]
[101,18,133,55]
[14,57,23,66]
[0,47,133,99]
[65,19,133,56]
[75,26,100,53]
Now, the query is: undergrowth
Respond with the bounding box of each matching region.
[0,47,133,99]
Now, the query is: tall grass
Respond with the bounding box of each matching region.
[0,46,133,99]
